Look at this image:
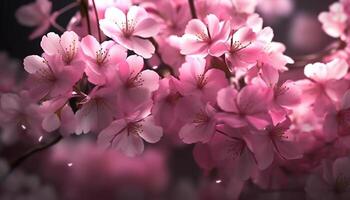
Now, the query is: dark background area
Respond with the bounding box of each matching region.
[0,0,337,61]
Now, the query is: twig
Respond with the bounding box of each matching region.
[188,0,197,18]
[80,0,92,35]
[1,133,63,182]
[290,40,346,68]
[91,0,102,42]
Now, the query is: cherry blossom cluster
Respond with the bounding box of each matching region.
[1,0,350,199]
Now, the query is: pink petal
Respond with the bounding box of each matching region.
[60,31,79,54]
[81,35,101,59]
[97,119,127,149]
[40,32,61,55]
[126,55,144,75]
[15,3,42,26]
[108,43,128,63]
[245,113,272,130]
[217,87,239,113]
[180,34,208,56]
[233,27,256,44]
[133,18,161,38]
[245,132,274,170]
[185,19,207,36]
[208,41,228,57]
[179,119,216,144]
[206,14,220,39]
[237,85,269,114]
[23,55,47,74]
[42,114,60,132]
[99,19,122,40]
[275,140,302,160]
[129,37,155,59]
[113,132,144,157]
[139,70,160,92]
[216,113,248,128]
[304,62,328,82]
[127,6,148,25]
[260,64,279,86]
[59,105,77,136]
[326,59,349,80]
[276,81,301,106]
[37,0,52,15]
[103,7,125,31]
[138,116,163,143]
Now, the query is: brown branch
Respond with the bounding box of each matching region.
[80,0,92,35]
[290,40,346,68]
[188,0,197,19]
[1,133,63,182]
[91,0,102,42]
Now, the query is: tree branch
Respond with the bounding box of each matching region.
[188,0,197,19]
[1,133,63,182]
[91,0,102,42]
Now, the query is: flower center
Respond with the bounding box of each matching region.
[127,122,143,136]
[96,48,109,65]
[192,110,209,125]
[36,59,56,82]
[126,73,144,88]
[121,15,136,37]
[196,74,208,89]
[61,39,77,64]
[196,27,211,42]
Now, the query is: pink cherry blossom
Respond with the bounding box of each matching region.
[152,77,183,136]
[180,14,230,57]
[113,55,160,110]
[319,2,348,39]
[40,31,84,68]
[143,0,191,36]
[209,26,263,71]
[323,90,350,141]
[267,80,302,124]
[217,84,272,130]
[100,6,161,58]
[248,118,302,169]
[209,125,266,180]
[15,0,54,40]
[97,104,163,156]
[297,59,349,116]
[177,96,217,144]
[175,57,228,103]
[80,35,127,85]
[23,55,83,100]
[75,86,117,134]
[305,157,350,200]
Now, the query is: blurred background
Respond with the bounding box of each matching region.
[0,0,339,199]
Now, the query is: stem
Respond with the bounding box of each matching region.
[50,21,65,33]
[188,0,197,18]
[2,133,63,181]
[91,0,102,42]
[80,0,92,35]
[55,1,79,17]
[290,40,346,68]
